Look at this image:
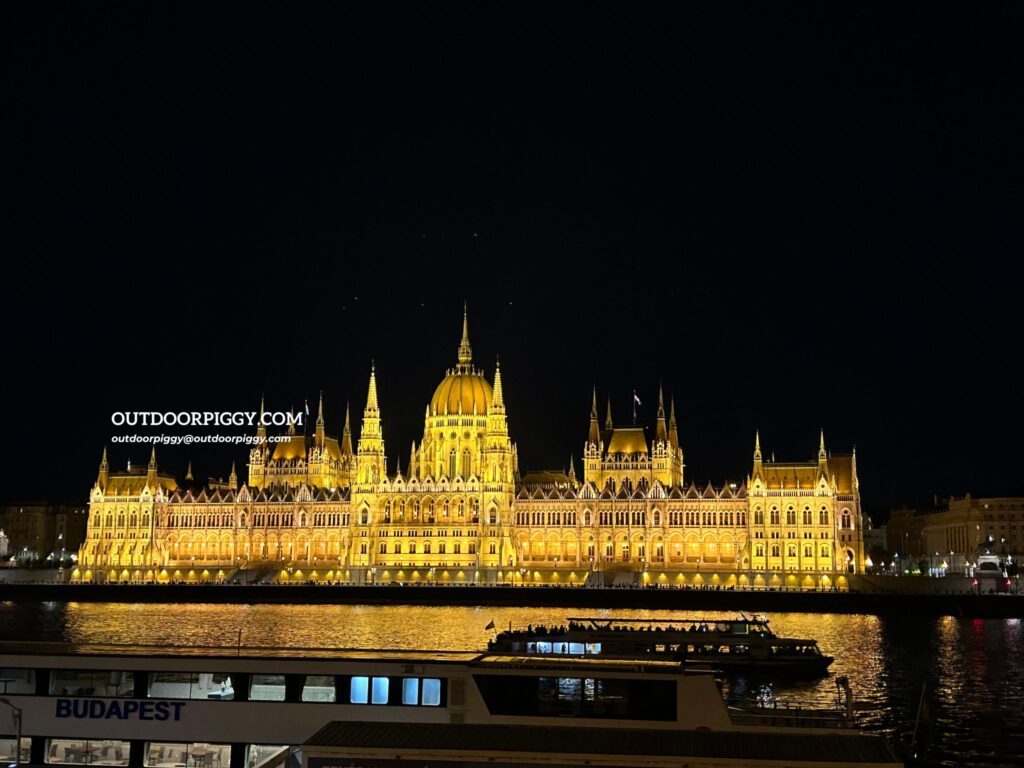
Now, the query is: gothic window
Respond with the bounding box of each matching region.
[360,543,367,555]
[754,508,764,525]
[454,542,461,555]
[129,513,138,528]
[820,545,830,558]
[360,510,369,525]
[804,545,813,558]
[488,507,497,525]
[770,507,780,525]
[841,510,852,529]
[394,542,402,555]
[786,507,796,525]
[771,544,780,557]
[424,542,431,554]
[379,542,387,554]
[299,511,307,527]
[461,449,471,478]
[457,500,465,518]
[803,507,813,525]
[439,542,447,555]
[819,507,829,525]
[756,544,764,557]
[788,545,797,557]
[409,542,417,554]
[652,509,661,526]
[489,541,496,554]
[449,450,457,478]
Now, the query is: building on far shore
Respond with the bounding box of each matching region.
[0,502,88,564]
[886,494,1024,575]
[74,308,866,588]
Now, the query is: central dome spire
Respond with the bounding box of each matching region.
[457,301,473,368]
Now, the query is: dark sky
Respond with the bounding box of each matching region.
[3,2,1023,518]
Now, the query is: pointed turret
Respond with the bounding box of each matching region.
[287,404,297,436]
[588,387,601,445]
[185,461,193,482]
[315,391,326,447]
[256,395,266,442]
[366,361,379,410]
[818,428,828,477]
[340,403,354,455]
[410,441,417,480]
[492,357,505,410]
[605,398,614,430]
[146,446,158,486]
[568,454,576,484]
[357,361,386,484]
[97,446,109,490]
[228,461,238,489]
[655,382,668,442]
[395,454,402,479]
[752,430,763,477]
[457,301,473,368]
[668,396,679,450]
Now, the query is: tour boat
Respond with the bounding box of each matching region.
[0,640,899,768]
[488,615,835,675]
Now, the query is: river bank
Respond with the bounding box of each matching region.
[1,581,1021,617]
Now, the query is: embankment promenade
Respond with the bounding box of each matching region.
[0,581,1021,618]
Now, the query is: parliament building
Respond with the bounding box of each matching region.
[74,310,865,589]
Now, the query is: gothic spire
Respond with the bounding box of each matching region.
[655,381,668,442]
[588,387,601,444]
[366,361,379,411]
[457,302,473,367]
[605,398,614,430]
[340,402,353,455]
[228,461,238,489]
[492,356,504,408]
[668,396,679,450]
[316,391,325,426]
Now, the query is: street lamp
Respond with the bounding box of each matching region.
[0,697,22,768]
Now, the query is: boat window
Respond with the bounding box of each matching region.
[149,672,234,700]
[536,642,552,653]
[47,739,130,766]
[568,643,586,655]
[474,675,675,720]
[0,668,35,694]
[371,676,389,704]
[301,675,336,703]
[349,676,369,704]
[245,745,289,768]
[143,742,231,768]
[0,738,30,764]
[585,642,602,654]
[421,677,442,706]
[50,670,134,697]
[402,678,419,705]
[249,674,286,702]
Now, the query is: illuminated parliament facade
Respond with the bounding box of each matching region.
[75,311,865,588]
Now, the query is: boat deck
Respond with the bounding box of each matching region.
[305,721,903,766]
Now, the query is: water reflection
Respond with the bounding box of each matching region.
[1,602,1021,767]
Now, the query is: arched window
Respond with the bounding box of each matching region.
[394,542,402,555]
[409,542,417,554]
[454,542,461,554]
[360,510,369,525]
[298,511,307,527]
[802,507,812,525]
[439,542,447,555]
[804,545,813,558]
[754,508,764,525]
[841,510,852,529]
[424,542,431,554]
[449,450,457,478]
[771,544,780,557]
[461,449,471,478]
[489,541,496,554]
[652,510,661,526]
[786,507,796,525]
[819,507,829,525]
[788,545,796,558]
[770,507,780,525]
[820,545,830,558]
[756,544,764,557]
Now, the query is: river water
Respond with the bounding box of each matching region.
[1,601,1021,766]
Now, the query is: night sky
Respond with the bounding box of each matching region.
[4,2,1023,517]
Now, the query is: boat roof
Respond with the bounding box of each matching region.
[0,640,481,664]
[305,721,901,765]
[0,641,689,674]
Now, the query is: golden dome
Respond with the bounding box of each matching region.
[430,370,493,416]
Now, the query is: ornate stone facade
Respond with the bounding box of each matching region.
[75,309,864,588]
